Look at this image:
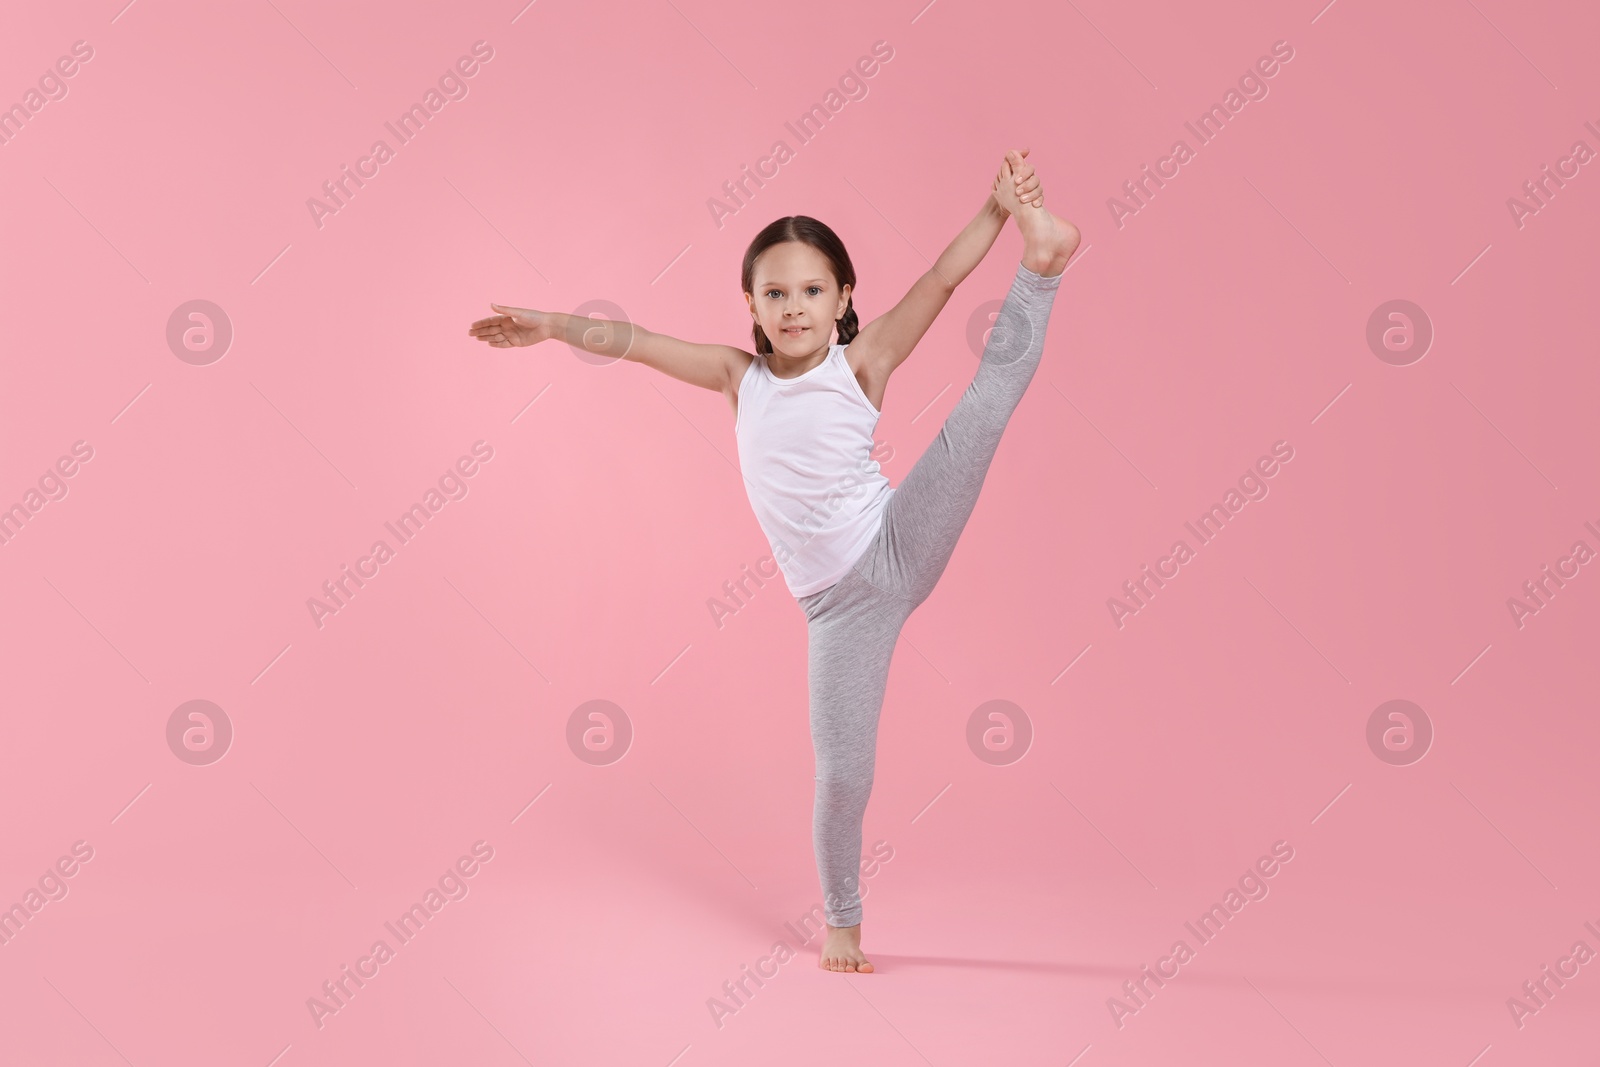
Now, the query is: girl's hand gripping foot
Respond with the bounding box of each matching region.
[992,147,1042,214]
[993,154,1081,277]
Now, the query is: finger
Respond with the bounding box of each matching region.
[491,306,533,326]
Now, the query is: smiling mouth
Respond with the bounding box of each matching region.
[782,327,808,335]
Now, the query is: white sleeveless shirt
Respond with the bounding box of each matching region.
[734,342,895,597]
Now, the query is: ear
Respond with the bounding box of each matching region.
[837,282,852,318]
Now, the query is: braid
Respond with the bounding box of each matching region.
[751,322,773,356]
[836,298,860,346]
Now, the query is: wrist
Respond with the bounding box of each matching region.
[547,311,578,347]
[984,192,1010,220]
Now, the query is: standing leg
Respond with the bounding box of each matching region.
[801,570,913,971]
[852,260,1063,606]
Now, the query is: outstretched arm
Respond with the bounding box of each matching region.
[850,150,1038,384]
[468,305,749,396]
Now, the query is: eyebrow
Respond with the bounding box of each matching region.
[757,278,830,287]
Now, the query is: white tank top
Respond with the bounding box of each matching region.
[734,342,895,598]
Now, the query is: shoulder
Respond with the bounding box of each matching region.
[728,347,759,389]
[841,329,888,378]
[840,337,886,390]
[840,337,866,375]
[728,348,760,415]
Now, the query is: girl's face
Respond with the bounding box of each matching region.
[747,241,851,358]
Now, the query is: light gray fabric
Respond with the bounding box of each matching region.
[796,261,1062,926]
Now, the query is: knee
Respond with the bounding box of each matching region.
[814,771,874,809]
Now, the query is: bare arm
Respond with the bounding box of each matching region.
[849,151,1038,385]
[469,305,751,397]
[849,197,1007,384]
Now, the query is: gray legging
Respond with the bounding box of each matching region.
[796,260,1062,928]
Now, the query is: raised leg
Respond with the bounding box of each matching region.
[852,261,1062,606]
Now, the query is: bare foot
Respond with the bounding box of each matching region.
[993,157,1081,277]
[818,924,874,973]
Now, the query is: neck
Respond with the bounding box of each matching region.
[766,340,830,375]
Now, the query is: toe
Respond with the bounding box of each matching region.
[858,959,875,973]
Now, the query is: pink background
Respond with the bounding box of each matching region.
[2,0,1597,1063]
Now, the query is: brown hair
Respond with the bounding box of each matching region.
[741,216,859,356]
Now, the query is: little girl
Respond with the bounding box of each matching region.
[470,150,1080,973]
